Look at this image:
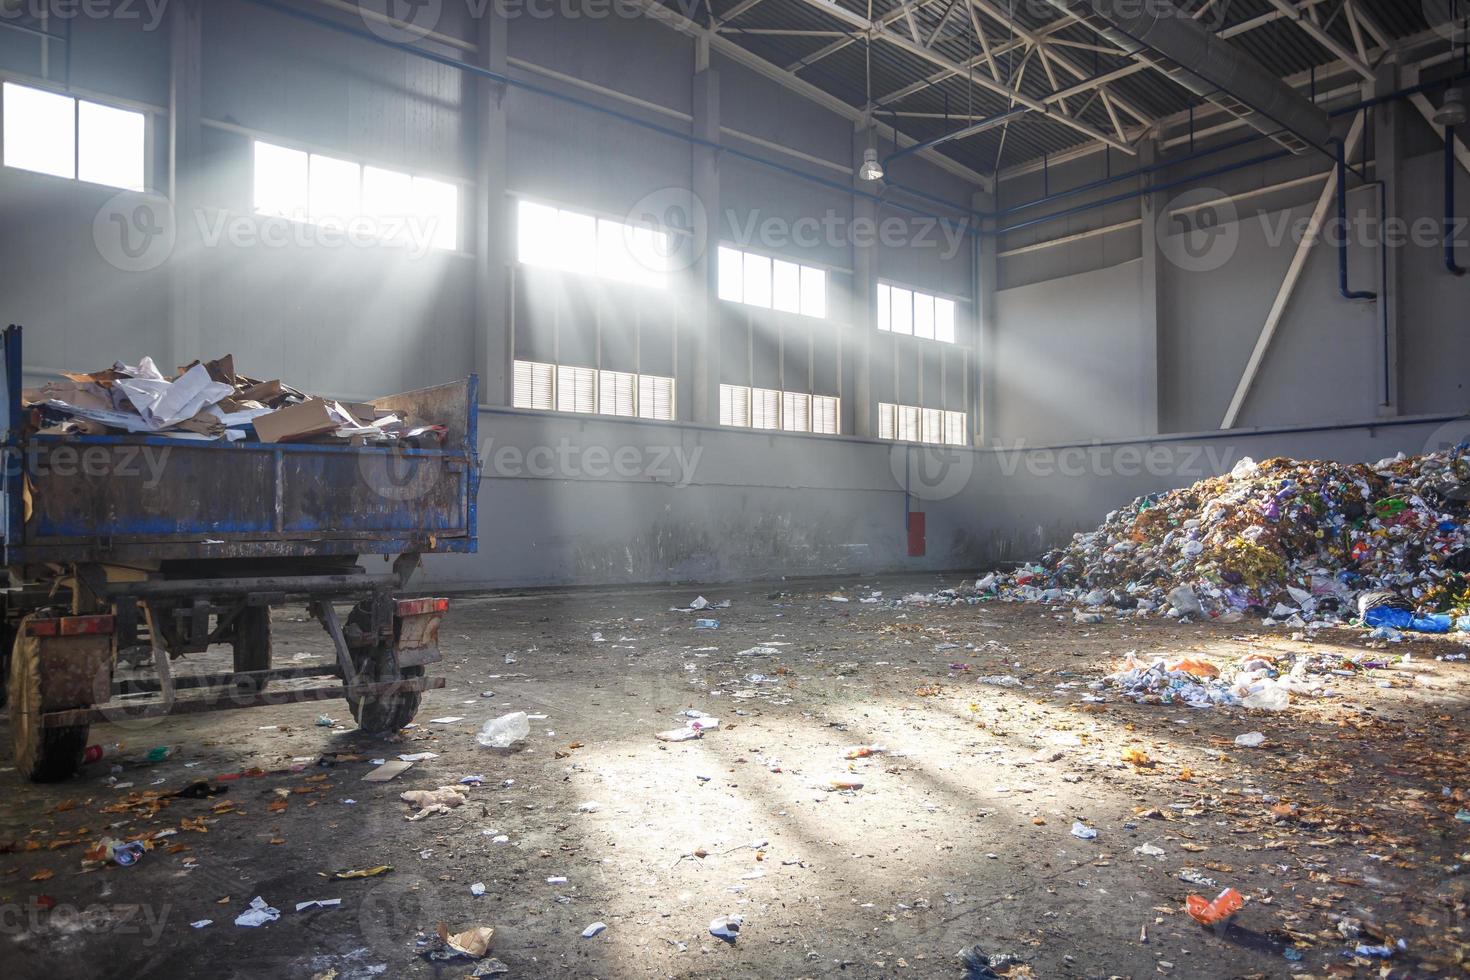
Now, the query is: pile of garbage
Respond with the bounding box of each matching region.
[978,452,1470,629]
[24,353,445,445]
[1097,653,1316,710]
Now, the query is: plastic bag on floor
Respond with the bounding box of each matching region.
[476,712,530,749]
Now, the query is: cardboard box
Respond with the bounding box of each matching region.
[252,398,338,443]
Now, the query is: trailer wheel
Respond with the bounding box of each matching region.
[231,606,272,692]
[346,649,423,735]
[9,623,89,783]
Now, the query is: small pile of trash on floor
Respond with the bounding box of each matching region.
[24,353,446,444]
[972,452,1470,635]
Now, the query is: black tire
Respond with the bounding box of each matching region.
[347,659,423,734]
[231,606,272,693]
[343,604,421,734]
[9,621,89,783]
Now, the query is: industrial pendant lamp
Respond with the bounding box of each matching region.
[1435,1,1469,126]
[859,33,884,181]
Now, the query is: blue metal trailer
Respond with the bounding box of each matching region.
[1,325,480,781]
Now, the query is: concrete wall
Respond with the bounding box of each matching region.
[7,3,1470,589]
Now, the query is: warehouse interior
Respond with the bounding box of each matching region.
[3,0,1470,976]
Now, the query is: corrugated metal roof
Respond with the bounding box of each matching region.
[688,0,1456,180]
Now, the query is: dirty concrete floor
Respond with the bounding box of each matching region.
[3,575,1469,979]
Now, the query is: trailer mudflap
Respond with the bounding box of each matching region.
[394,597,446,668]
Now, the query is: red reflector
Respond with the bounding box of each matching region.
[396,597,449,617]
[61,615,115,636]
[25,620,60,637]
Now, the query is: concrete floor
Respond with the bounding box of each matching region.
[3,575,1468,979]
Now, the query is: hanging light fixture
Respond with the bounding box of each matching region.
[1436,1,1469,126]
[859,30,884,181]
[859,146,884,181]
[1435,87,1467,127]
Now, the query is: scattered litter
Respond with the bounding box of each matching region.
[425,924,496,961]
[708,915,742,941]
[581,921,607,938]
[1234,731,1266,748]
[475,712,530,749]
[470,883,486,897]
[362,761,414,782]
[428,716,465,725]
[235,896,281,928]
[401,786,470,820]
[190,919,213,929]
[332,866,393,880]
[294,899,342,912]
[397,753,438,763]
[1185,888,1245,926]
[1070,821,1098,840]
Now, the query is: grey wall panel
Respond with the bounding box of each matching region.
[0,172,171,370]
[510,7,693,117]
[204,0,469,178]
[993,259,1147,443]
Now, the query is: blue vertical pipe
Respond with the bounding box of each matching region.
[1337,141,1377,300]
[1447,126,1468,276]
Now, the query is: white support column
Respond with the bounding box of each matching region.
[850,126,878,438]
[975,190,997,446]
[168,0,202,366]
[1372,62,1402,417]
[691,43,720,425]
[1137,140,1163,434]
[475,6,511,408]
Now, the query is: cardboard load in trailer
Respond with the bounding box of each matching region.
[23,352,448,446]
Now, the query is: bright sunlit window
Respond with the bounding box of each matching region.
[721,384,838,435]
[517,199,667,288]
[880,402,966,446]
[877,283,957,343]
[3,82,146,191]
[718,246,826,318]
[252,139,459,250]
[514,360,675,420]
[79,100,145,191]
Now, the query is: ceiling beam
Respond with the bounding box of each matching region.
[632,0,996,189]
[1266,0,1373,80]
[782,0,1135,153]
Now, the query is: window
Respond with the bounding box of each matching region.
[813,395,840,435]
[556,365,597,415]
[3,82,145,191]
[513,360,555,411]
[718,246,826,318]
[781,392,810,433]
[638,375,675,421]
[752,387,780,430]
[719,384,751,427]
[599,370,636,418]
[251,139,459,250]
[514,360,674,420]
[877,283,958,344]
[721,384,838,435]
[880,402,966,446]
[517,199,667,288]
